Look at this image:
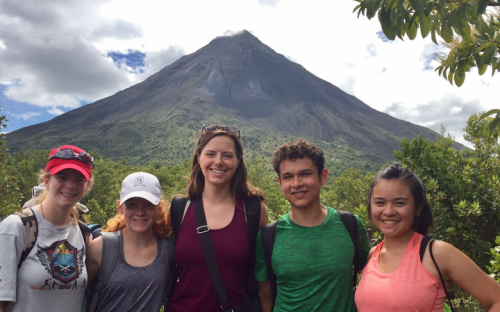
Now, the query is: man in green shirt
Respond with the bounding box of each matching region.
[256,139,371,312]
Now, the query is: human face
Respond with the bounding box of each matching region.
[197,135,238,188]
[370,179,420,240]
[118,197,161,233]
[278,158,328,211]
[44,169,89,209]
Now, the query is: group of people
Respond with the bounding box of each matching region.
[0,124,499,312]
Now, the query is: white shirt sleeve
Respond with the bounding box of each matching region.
[0,215,25,302]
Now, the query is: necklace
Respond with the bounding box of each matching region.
[41,202,46,219]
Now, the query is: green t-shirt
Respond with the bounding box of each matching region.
[255,207,371,312]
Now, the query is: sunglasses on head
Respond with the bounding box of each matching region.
[49,148,95,168]
[201,124,240,138]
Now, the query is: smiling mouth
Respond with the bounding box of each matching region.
[132,218,148,222]
[382,220,399,224]
[292,191,307,196]
[61,192,77,197]
[210,169,226,174]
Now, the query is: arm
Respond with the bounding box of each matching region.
[0,216,25,305]
[258,280,273,312]
[259,201,269,229]
[85,236,103,283]
[429,240,500,311]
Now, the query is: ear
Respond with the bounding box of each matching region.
[117,200,124,214]
[43,175,50,190]
[320,169,328,186]
[277,176,281,185]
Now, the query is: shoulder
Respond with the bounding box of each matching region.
[0,214,26,237]
[87,235,103,263]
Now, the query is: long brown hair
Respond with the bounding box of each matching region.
[186,130,265,202]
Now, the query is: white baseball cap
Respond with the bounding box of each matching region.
[120,172,162,205]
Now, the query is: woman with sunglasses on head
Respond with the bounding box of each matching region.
[85,172,175,312]
[0,145,94,312]
[355,162,500,312]
[167,125,268,312]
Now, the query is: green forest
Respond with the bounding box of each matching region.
[1,113,499,311]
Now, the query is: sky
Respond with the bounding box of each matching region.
[0,0,498,147]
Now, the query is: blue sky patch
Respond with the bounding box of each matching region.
[107,50,146,73]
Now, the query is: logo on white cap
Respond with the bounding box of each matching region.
[134,177,146,187]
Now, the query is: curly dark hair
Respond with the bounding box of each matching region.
[367,162,434,235]
[272,139,325,178]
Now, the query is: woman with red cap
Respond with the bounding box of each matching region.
[0,145,94,312]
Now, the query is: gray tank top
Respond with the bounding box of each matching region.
[96,231,168,312]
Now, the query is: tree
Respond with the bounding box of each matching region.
[353,0,500,87]
[395,116,500,270]
[0,108,24,218]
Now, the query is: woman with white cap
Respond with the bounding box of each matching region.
[85,172,175,312]
[0,145,94,312]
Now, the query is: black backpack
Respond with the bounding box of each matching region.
[170,196,261,299]
[260,210,362,307]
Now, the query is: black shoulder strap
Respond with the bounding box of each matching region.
[86,231,120,312]
[244,196,261,248]
[78,220,91,246]
[242,196,261,299]
[171,196,188,239]
[261,220,279,307]
[192,198,231,311]
[161,235,177,308]
[429,239,455,312]
[337,210,360,288]
[14,207,38,269]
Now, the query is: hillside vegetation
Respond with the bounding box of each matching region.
[1,113,498,311]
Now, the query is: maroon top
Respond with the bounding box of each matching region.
[167,200,249,312]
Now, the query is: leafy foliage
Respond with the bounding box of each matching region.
[353,0,500,87]
[487,234,500,282]
[395,116,500,269]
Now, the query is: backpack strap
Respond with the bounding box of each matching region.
[86,231,121,312]
[260,220,279,307]
[337,210,360,289]
[78,220,92,247]
[242,196,261,299]
[171,196,188,239]
[428,239,455,312]
[161,235,177,308]
[14,207,38,269]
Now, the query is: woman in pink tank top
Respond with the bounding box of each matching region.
[355,163,500,312]
[167,125,268,312]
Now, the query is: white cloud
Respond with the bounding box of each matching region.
[10,111,41,120]
[47,107,64,115]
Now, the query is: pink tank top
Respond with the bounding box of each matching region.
[355,232,446,312]
[167,201,248,312]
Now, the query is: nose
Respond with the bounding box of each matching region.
[383,204,396,216]
[291,176,302,188]
[214,154,223,165]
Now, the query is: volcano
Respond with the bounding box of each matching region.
[6,30,440,171]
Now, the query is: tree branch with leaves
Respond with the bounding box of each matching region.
[353,0,500,87]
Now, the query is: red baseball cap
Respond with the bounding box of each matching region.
[45,145,93,181]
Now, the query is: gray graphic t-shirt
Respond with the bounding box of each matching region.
[0,208,87,312]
